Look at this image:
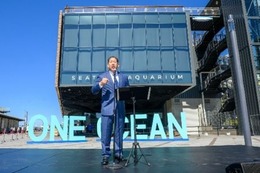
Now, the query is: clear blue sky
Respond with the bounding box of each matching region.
[0,0,209,125]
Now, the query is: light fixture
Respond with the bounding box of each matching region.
[192,16,213,22]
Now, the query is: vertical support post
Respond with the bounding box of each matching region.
[199,72,215,127]
[227,14,252,146]
[199,72,207,127]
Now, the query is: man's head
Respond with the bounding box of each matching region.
[107,56,119,73]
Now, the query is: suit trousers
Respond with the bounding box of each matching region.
[101,113,125,158]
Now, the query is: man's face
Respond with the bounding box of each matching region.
[107,57,119,73]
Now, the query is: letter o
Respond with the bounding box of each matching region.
[28,114,48,142]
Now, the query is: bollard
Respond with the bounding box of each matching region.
[2,128,6,143]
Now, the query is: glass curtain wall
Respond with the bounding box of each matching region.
[60,12,191,85]
[245,0,260,88]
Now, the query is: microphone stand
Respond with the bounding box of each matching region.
[106,72,123,170]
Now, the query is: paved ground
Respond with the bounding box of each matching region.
[1,133,260,173]
[1,132,260,149]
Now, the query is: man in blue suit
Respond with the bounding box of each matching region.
[91,56,130,165]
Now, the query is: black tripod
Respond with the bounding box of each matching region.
[116,86,151,167]
[125,96,150,166]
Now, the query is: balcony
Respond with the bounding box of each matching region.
[200,63,231,95]
[194,15,224,59]
[197,34,227,72]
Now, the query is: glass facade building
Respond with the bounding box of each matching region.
[221,0,260,116]
[212,0,260,134]
[55,4,260,135]
[55,7,198,115]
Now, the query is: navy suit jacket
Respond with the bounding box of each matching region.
[91,71,130,116]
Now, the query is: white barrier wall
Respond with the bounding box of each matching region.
[166,98,220,135]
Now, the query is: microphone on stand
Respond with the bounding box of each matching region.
[111,70,121,167]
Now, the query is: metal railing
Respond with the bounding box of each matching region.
[250,114,260,135]
[1,128,27,144]
[198,34,227,68]
[64,6,220,16]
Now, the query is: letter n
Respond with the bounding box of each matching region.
[167,112,188,139]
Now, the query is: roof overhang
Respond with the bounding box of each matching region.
[57,85,192,115]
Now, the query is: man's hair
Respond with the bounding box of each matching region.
[107,56,119,63]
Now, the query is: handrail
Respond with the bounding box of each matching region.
[64,6,220,16]
[198,34,226,68]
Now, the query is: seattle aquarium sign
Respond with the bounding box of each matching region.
[70,73,186,84]
[61,72,192,85]
[28,112,188,142]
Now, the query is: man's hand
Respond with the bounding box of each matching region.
[99,78,109,87]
